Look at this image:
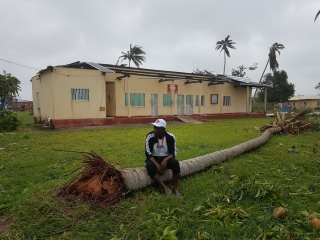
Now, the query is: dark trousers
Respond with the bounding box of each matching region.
[145,156,180,178]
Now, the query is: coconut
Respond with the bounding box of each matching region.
[307,215,320,229]
[272,207,286,218]
[229,175,237,180]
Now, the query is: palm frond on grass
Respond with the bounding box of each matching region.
[259,110,312,135]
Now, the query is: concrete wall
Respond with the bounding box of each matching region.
[32,70,54,123]
[289,99,320,109]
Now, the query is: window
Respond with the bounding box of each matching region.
[163,94,172,107]
[211,94,218,104]
[71,88,89,101]
[292,102,295,107]
[223,96,231,106]
[201,95,205,106]
[195,95,199,106]
[317,102,320,107]
[125,93,145,106]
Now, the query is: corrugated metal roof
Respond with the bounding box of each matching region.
[289,95,320,101]
[224,74,273,88]
[85,62,114,73]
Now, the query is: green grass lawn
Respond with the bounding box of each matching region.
[1,112,320,239]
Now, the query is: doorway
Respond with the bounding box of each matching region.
[177,95,184,115]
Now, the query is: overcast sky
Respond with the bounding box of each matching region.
[1,0,319,101]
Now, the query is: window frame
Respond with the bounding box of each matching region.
[163,94,172,107]
[125,93,145,107]
[223,96,231,106]
[211,94,218,104]
[201,95,205,106]
[71,88,89,101]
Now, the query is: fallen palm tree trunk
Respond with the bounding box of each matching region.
[123,127,282,190]
[61,127,282,204]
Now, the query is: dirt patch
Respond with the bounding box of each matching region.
[61,151,127,205]
[0,215,13,234]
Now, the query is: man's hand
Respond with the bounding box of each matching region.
[155,163,162,174]
[160,159,168,172]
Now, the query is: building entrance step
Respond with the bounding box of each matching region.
[176,116,204,123]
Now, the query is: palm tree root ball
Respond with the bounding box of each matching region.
[61,151,127,205]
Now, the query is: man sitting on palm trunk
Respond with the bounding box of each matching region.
[145,119,183,198]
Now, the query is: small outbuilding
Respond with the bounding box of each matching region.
[287,95,320,110]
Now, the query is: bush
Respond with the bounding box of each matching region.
[0,110,22,132]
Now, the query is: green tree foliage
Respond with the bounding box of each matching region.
[0,110,21,131]
[257,70,295,103]
[215,35,236,75]
[315,82,320,91]
[116,44,146,68]
[0,71,21,107]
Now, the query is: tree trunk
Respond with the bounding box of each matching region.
[253,58,269,98]
[122,127,282,190]
[223,51,226,75]
[63,127,282,204]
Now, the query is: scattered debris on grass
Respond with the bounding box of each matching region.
[259,109,313,135]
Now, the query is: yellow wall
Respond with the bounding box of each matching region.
[31,70,54,121]
[112,75,251,117]
[290,99,320,109]
[32,67,253,120]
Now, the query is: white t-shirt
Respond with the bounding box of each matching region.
[152,137,168,157]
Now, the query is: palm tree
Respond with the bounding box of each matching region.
[258,43,285,83]
[315,10,320,22]
[215,35,236,75]
[253,43,284,99]
[116,44,146,68]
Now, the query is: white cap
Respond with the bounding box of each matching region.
[151,119,167,128]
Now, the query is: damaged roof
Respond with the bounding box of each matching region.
[40,61,272,88]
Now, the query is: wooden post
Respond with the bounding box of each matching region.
[246,86,249,113]
[264,87,267,113]
[199,82,202,115]
[171,81,174,116]
[127,77,131,117]
[220,84,224,114]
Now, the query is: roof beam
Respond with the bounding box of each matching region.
[208,82,224,86]
[185,80,202,84]
[116,73,130,80]
[159,79,173,82]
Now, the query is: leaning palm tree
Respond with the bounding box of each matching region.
[253,43,285,99]
[215,35,236,75]
[258,43,285,83]
[116,44,146,68]
[315,10,320,22]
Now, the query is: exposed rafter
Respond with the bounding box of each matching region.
[185,80,202,84]
[159,79,173,82]
[116,73,130,80]
[208,82,224,86]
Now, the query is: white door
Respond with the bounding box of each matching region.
[177,95,184,115]
[186,95,193,115]
[151,94,158,116]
